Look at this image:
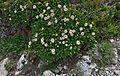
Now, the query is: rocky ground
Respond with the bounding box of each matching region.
[0,21,120,76]
[94,38,120,76]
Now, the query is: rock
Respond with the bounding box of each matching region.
[114,70,120,75]
[76,55,97,76]
[111,48,118,64]
[90,63,97,69]
[95,69,98,72]
[57,66,63,71]
[0,58,9,76]
[110,66,116,70]
[82,56,91,63]
[63,66,67,70]
[76,60,91,76]
[56,74,66,76]
[54,70,60,74]
[15,71,22,76]
[42,70,55,76]
[17,54,28,70]
[110,39,114,43]
[37,61,44,68]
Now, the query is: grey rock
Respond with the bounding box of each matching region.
[90,63,97,69]
[42,70,55,76]
[17,54,28,70]
[56,74,66,76]
[109,39,114,43]
[76,55,97,76]
[0,58,9,76]
[114,70,120,75]
[57,66,62,71]
[15,71,22,76]
[37,61,44,68]
[76,60,91,76]
[54,70,60,73]
[82,56,91,63]
[111,48,118,64]
[63,66,67,70]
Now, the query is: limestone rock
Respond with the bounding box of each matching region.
[114,70,120,76]
[42,70,55,76]
[17,54,28,70]
[111,48,118,64]
[0,58,9,76]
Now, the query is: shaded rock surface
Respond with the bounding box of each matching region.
[0,58,9,76]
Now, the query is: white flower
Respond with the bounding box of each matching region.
[51,38,55,43]
[62,33,65,36]
[9,18,12,20]
[33,38,37,41]
[20,5,23,9]
[89,24,92,28]
[70,46,72,49]
[64,29,67,33]
[14,10,17,13]
[46,3,49,7]
[28,41,32,45]
[76,40,80,45]
[51,49,55,54]
[63,5,66,8]
[66,18,69,21]
[64,18,69,22]
[48,21,52,25]
[42,27,44,30]
[60,37,62,40]
[62,41,65,44]
[43,9,46,13]
[65,44,68,46]
[69,30,73,34]
[35,33,38,37]
[72,30,75,33]
[71,15,74,20]
[28,45,30,48]
[3,8,6,11]
[55,19,58,23]
[47,15,50,19]
[92,32,95,35]
[44,43,48,47]
[36,15,39,19]
[64,18,67,22]
[64,35,68,38]
[41,41,45,45]
[21,8,24,11]
[64,8,68,11]
[41,38,44,42]
[58,4,62,8]
[39,14,44,18]
[62,37,65,40]
[70,33,74,36]
[81,32,84,36]
[33,5,37,9]
[24,5,27,9]
[44,17,48,20]
[79,27,83,31]
[84,23,88,26]
[47,6,51,10]
[50,13,55,17]
[50,9,54,12]
[59,41,61,44]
